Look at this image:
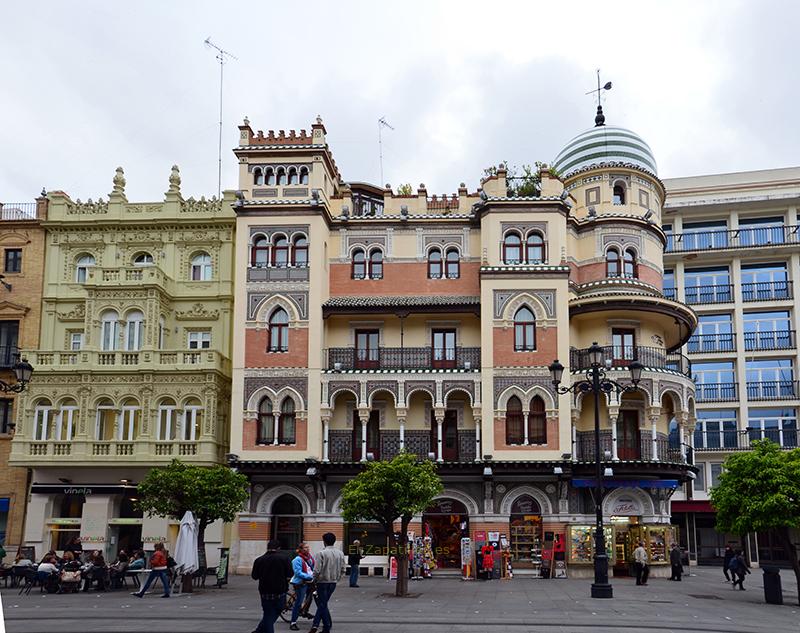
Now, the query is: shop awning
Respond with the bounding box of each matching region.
[671,500,714,513]
[572,479,679,489]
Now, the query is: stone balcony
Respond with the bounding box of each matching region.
[28,349,231,374]
[84,265,176,294]
[9,438,223,466]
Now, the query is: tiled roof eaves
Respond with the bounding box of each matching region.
[323,368,480,375]
[576,278,660,292]
[563,161,666,191]
[334,213,476,221]
[485,195,564,202]
[240,199,316,205]
[480,265,570,272]
[236,144,327,150]
[323,295,480,308]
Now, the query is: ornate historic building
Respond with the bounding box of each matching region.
[9,168,234,565]
[228,112,698,576]
[0,196,47,561]
[664,166,800,566]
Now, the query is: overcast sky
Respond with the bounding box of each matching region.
[2,1,798,203]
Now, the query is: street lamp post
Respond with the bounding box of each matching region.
[0,356,34,394]
[549,342,642,599]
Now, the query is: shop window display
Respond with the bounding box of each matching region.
[568,525,613,564]
[508,495,542,566]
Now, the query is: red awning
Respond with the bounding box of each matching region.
[671,500,714,513]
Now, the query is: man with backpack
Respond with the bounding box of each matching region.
[729,550,751,590]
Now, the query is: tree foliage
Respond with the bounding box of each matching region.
[136,459,249,544]
[483,161,557,197]
[340,452,442,596]
[396,183,414,196]
[710,440,800,604]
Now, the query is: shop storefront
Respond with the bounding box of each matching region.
[508,495,543,568]
[422,498,469,569]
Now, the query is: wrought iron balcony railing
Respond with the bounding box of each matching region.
[694,428,799,450]
[0,345,20,368]
[684,284,734,305]
[569,345,691,376]
[746,380,798,401]
[665,224,800,253]
[742,280,792,302]
[325,346,481,371]
[695,382,738,402]
[687,333,736,354]
[743,330,795,351]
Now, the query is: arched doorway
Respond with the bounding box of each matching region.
[422,498,469,569]
[509,494,542,567]
[271,494,304,552]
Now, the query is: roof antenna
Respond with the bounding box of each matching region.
[204,37,238,199]
[585,69,612,127]
[378,117,395,186]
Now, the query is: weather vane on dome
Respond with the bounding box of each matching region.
[585,69,612,127]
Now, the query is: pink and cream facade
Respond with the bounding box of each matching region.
[228,115,697,576]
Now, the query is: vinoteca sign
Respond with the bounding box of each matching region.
[609,496,643,516]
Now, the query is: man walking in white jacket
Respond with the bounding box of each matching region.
[310,532,346,633]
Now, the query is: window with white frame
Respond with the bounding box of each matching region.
[182,399,203,441]
[118,400,140,441]
[743,310,792,351]
[747,408,797,447]
[190,253,212,281]
[100,311,119,351]
[188,331,211,350]
[125,310,144,351]
[55,401,78,441]
[693,409,738,449]
[694,462,706,490]
[95,400,117,441]
[157,400,177,441]
[709,463,724,488]
[70,332,84,351]
[75,254,95,283]
[745,358,794,399]
[33,400,53,441]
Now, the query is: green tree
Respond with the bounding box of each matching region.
[136,460,249,553]
[483,161,555,197]
[396,183,414,196]
[340,452,443,596]
[710,440,800,604]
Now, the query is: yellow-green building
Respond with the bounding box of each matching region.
[9,167,234,564]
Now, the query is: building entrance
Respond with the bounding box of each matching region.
[422,498,469,569]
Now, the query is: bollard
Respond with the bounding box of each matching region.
[762,566,783,605]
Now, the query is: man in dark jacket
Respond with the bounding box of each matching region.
[251,539,292,633]
[723,545,735,581]
[669,543,682,581]
[347,539,362,588]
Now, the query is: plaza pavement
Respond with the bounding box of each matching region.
[2,566,798,633]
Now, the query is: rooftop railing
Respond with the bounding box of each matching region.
[0,203,37,221]
[569,345,691,376]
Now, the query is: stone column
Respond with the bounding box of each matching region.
[433,408,445,462]
[321,414,331,462]
[608,406,620,461]
[473,409,482,461]
[523,404,529,446]
[358,409,370,461]
[272,414,279,446]
[678,412,688,462]
[649,409,661,461]
[398,414,406,452]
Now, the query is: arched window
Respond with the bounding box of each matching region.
[503,232,522,264]
[352,248,366,279]
[190,252,212,281]
[606,247,621,278]
[33,399,53,441]
[95,399,116,441]
[292,235,308,267]
[182,398,203,442]
[623,248,637,278]
[265,168,275,186]
[56,399,78,441]
[253,167,264,186]
[271,235,289,268]
[446,248,460,279]
[276,167,287,186]
[157,398,177,441]
[133,252,153,266]
[118,398,140,441]
[369,249,383,279]
[613,183,626,205]
[257,397,274,444]
[268,308,289,352]
[526,232,545,264]
[528,396,547,445]
[299,167,309,185]
[428,248,442,279]
[124,310,144,351]
[75,254,95,283]
[514,306,535,351]
[100,310,119,351]
[505,396,524,444]
[287,167,298,185]
[279,398,296,444]
[251,235,269,267]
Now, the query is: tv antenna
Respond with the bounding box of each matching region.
[378,117,394,185]
[204,37,238,198]
[585,69,612,127]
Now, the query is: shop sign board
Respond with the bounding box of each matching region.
[609,495,643,516]
[460,537,473,579]
[216,547,230,586]
[389,556,398,580]
[474,530,486,544]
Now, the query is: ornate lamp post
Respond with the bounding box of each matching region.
[0,356,34,393]
[549,342,642,599]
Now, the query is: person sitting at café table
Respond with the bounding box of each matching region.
[109,549,130,588]
[59,551,82,592]
[127,550,146,570]
[82,550,108,592]
[36,556,59,580]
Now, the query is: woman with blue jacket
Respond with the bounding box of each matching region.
[289,541,315,630]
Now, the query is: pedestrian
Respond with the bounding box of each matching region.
[310,532,346,633]
[251,539,292,633]
[730,550,751,590]
[66,536,83,562]
[348,539,362,588]
[633,541,649,586]
[669,543,682,581]
[131,542,170,598]
[289,542,315,631]
[722,545,735,582]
